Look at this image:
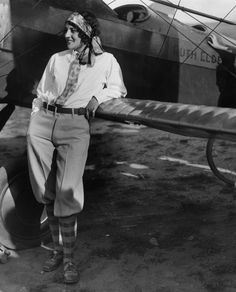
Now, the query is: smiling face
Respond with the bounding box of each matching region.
[64,23,85,51]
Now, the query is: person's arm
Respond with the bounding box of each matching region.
[85,55,127,118]
[31,97,43,115]
[94,55,127,104]
[31,55,55,115]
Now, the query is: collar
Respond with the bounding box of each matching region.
[67,42,103,66]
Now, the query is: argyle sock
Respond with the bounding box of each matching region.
[46,203,62,252]
[59,214,77,264]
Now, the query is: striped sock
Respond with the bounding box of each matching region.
[46,203,62,252]
[59,214,77,264]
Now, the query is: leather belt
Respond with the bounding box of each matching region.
[43,102,86,115]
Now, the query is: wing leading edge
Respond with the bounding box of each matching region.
[96,98,236,141]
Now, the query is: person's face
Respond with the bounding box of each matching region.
[64,23,84,51]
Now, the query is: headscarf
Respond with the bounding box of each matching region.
[66,12,103,64]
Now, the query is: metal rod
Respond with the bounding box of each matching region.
[0,104,15,132]
[151,0,236,25]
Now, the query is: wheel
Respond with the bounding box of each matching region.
[206,137,236,187]
[0,156,50,249]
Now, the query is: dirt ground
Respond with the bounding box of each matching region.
[1,106,236,292]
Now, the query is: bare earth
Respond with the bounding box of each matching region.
[0,106,236,292]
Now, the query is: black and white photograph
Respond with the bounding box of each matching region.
[1,0,236,291]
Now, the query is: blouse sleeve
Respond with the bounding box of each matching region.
[94,55,127,104]
[31,54,55,113]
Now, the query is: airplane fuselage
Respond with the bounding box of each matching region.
[0,0,224,107]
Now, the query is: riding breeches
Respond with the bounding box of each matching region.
[26,109,90,217]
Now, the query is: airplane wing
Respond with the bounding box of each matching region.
[96,98,236,142]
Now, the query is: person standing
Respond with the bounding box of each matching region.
[27,11,127,284]
[208,34,236,108]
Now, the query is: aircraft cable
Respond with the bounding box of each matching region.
[0,28,64,74]
[179,3,236,66]
[166,0,236,48]
[147,0,236,59]
[141,3,210,51]
[178,3,236,80]
[0,42,47,78]
[161,0,236,81]
[0,1,235,80]
[0,0,44,45]
[0,0,194,78]
[0,25,104,79]
[0,12,104,76]
[0,0,48,78]
[0,28,14,47]
[105,0,117,6]
[142,1,236,79]
[139,0,200,55]
[32,0,44,9]
[156,0,182,57]
[152,0,236,25]
[0,0,70,75]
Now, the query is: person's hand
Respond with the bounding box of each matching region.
[31,98,42,117]
[31,108,39,117]
[85,96,99,119]
[208,34,229,51]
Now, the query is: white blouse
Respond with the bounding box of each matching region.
[32,50,127,112]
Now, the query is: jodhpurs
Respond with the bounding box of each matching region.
[26,108,90,217]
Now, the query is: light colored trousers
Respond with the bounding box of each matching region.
[27,109,90,217]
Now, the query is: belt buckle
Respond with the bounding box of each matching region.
[49,103,57,114]
[55,103,63,109]
[54,103,63,114]
[44,102,51,112]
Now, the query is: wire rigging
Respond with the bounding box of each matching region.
[0,0,49,76]
[0,0,236,82]
[0,1,103,74]
[156,0,182,57]
[141,0,236,79]
[179,1,236,65]
[177,7,236,48]
[0,0,44,45]
[177,2,236,79]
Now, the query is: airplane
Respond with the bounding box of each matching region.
[0,0,236,250]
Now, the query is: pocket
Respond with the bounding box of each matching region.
[28,111,41,129]
[27,110,42,138]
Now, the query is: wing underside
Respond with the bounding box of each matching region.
[96,98,236,141]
